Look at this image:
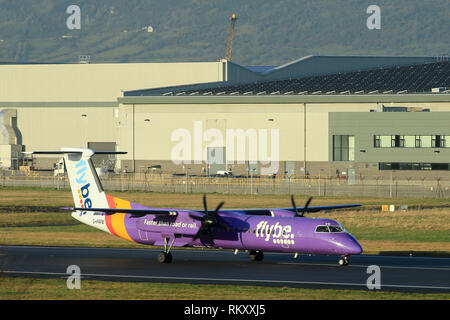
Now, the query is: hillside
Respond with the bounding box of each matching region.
[0,0,448,66]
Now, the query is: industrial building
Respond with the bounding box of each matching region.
[1,55,449,180]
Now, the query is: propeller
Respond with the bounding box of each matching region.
[189,194,230,246]
[291,195,313,217]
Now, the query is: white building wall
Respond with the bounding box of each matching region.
[0,62,228,102]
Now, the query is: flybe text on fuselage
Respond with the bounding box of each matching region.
[255,221,295,245]
[75,160,92,209]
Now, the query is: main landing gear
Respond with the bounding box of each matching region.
[338,256,349,266]
[249,250,264,262]
[158,237,175,263]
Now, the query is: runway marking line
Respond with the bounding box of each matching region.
[1,270,450,291]
[277,262,450,271]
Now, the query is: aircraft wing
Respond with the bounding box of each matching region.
[279,204,362,212]
[218,203,362,216]
[63,203,362,217]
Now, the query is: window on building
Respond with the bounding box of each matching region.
[374,135,391,148]
[333,135,355,161]
[404,136,416,148]
[374,135,381,148]
[446,136,450,147]
[382,106,408,112]
[391,135,405,148]
[379,163,450,171]
[415,136,422,148]
[380,136,391,148]
[421,136,432,148]
[432,135,446,148]
[375,135,450,148]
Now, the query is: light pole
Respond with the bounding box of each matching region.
[251,168,257,194]
[318,170,321,196]
[183,165,188,193]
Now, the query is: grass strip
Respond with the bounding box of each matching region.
[0,277,448,300]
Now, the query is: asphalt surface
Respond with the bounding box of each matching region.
[0,245,449,293]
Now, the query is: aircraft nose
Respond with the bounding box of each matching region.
[349,240,363,255]
[347,235,363,255]
[331,235,363,255]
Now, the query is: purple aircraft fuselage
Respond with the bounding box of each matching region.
[116,207,363,257]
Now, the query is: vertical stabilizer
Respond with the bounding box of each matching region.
[62,148,110,210]
[24,148,127,235]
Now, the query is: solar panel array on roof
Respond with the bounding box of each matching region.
[161,61,450,96]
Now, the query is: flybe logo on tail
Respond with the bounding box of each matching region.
[76,160,92,209]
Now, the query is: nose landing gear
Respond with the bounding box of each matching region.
[338,256,349,266]
[249,250,264,262]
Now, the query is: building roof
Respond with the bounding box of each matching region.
[243,65,278,74]
[125,61,450,97]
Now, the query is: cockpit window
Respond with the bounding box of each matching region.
[315,225,345,233]
[329,226,344,233]
[315,226,330,233]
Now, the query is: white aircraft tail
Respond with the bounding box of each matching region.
[62,148,110,210]
[25,148,125,209]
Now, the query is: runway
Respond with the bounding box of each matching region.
[1,245,449,293]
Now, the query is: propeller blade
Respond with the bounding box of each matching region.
[189,213,203,221]
[291,195,299,216]
[203,194,208,213]
[300,197,313,217]
[191,195,228,246]
[192,232,200,241]
[214,201,225,213]
[192,225,206,241]
[207,229,215,246]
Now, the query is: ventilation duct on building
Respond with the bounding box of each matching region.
[0,109,22,145]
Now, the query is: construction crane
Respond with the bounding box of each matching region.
[225,14,238,61]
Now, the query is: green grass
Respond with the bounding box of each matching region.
[353,228,450,243]
[0,212,75,228]
[1,277,448,300]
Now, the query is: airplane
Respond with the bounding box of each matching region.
[27,148,363,266]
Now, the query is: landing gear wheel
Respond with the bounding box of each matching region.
[158,237,175,263]
[249,251,264,262]
[338,256,349,266]
[157,251,173,263]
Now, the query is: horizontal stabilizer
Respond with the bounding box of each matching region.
[62,207,179,217]
[23,151,127,155]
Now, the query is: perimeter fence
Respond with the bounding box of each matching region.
[1,170,450,199]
